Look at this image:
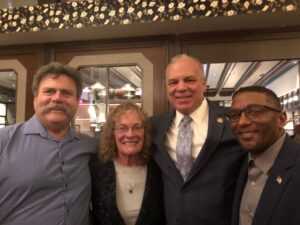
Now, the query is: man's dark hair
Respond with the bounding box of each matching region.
[32,62,83,99]
[232,86,282,109]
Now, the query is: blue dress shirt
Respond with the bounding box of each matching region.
[0,115,97,225]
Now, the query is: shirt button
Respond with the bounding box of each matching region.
[62,161,65,165]
[251,181,256,186]
[64,183,68,188]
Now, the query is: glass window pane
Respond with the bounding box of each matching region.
[75,67,108,136]
[108,66,142,112]
[0,103,6,116]
[0,71,16,126]
[0,116,5,124]
[75,65,142,137]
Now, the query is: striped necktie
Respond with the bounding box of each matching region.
[176,115,193,181]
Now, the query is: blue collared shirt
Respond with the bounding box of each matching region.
[0,115,97,225]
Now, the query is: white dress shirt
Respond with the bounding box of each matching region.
[165,98,209,162]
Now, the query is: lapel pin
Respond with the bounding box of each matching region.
[217,117,224,123]
[276,176,282,184]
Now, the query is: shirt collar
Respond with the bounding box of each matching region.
[24,114,47,136]
[24,114,80,141]
[248,133,286,174]
[175,98,208,128]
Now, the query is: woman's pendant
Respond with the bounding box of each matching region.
[127,184,134,194]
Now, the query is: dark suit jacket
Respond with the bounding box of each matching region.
[232,136,300,225]
[151,101,245,225]
[89,156,164,225]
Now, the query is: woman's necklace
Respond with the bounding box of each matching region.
[126,169,135,194]
[122,166,137,194]
[115,161,140,194]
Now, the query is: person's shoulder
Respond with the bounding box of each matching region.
[207,100,231,119]
[288,140,300,175]
[0,122,24,137]
[90,153,113,166]
[76,132,98,143]
[292,133,300,144]
[281,136,300,162]
[0,123,26,152]
[74,133,99,154]
[150,112,174,133]
[148,158,161,172]
[89,156,113,175]
[150,113,167,121]
[150,111,174,123]
[285,135,300,147]
[207,100,228,111]
[89,153,102,166]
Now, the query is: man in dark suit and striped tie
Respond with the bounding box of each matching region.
[151,54,245,225]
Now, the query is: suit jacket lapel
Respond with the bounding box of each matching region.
[152,111,173,156]
[232,160,248,225]
[253,137,296,225]
[152,111,184,183]
[187,102,227,181]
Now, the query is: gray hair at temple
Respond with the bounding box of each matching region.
[32,62,83,99]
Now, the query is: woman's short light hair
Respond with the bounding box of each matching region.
[99,102,152,164]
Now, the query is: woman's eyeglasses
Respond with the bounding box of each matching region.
[114,124,144,134]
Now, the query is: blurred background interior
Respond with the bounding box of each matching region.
[0,0,299,136]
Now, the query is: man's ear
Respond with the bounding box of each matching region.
[278,111,287,128]
[202,80,207,92]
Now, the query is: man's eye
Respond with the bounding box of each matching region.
[61,90,73,96]
[186,79,196,83]
[230,111,240,119]
[44,89,55,94]
[168,80,178,86]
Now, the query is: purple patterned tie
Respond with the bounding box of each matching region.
[176,115,193,181]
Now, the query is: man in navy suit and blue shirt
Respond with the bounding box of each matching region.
[230,86,300,225]
[151,54,244,225]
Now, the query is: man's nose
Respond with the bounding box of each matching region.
[177,81,187,90]
[52,91,63,101]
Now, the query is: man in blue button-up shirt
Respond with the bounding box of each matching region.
[0,62,97,225]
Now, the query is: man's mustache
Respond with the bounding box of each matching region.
[43,103,68,114]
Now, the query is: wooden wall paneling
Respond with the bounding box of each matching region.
[49,37,171,115]
[180,29,300,63]
[0,46,43,120]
